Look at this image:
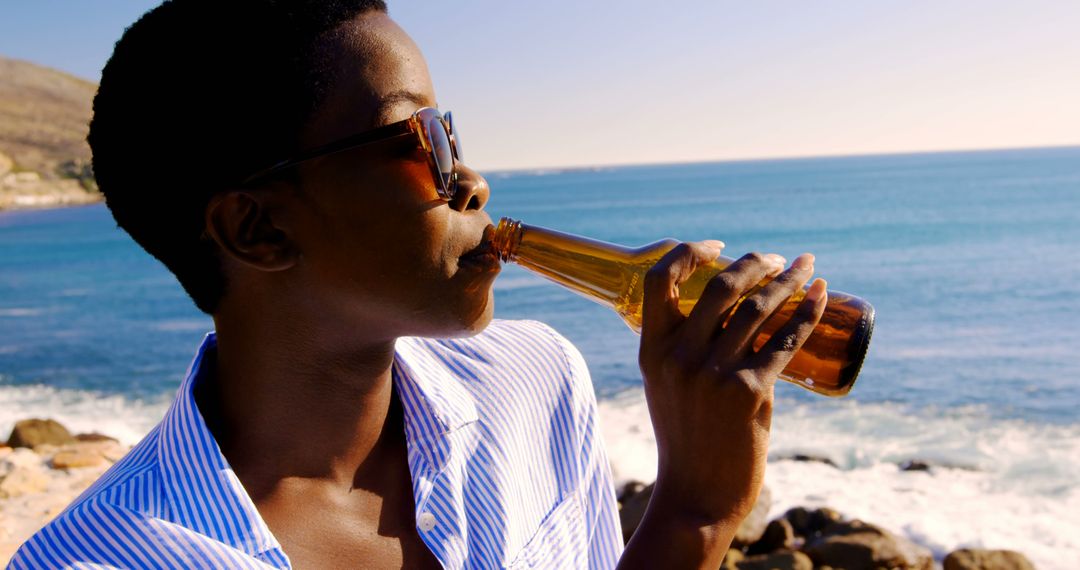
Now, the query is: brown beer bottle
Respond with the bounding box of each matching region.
[490,217,874,397]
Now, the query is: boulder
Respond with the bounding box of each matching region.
[6,418,74,448]
[747,517,796,555]
[774,453,839,468]
[49,440,126,469]
[51,450,107,469]
[899,459,933,472]
[804,520,933,570]
[619,483,772,547]
[0,448,50,497]
[736,550,813,570]
[0,447,42,476]
[783,506,843,538]
[943,549,1036,570]
[74,433,119,444]
[733,485,773,546]
[720,548,744,570]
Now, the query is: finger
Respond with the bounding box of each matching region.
[641,240,724,344]
[752,277,828,379]
[681,252,785,350]
[714,253,816,358]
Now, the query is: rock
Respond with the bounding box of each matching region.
[74,433,119,444]
[805,519,933,570]
[617,480,647,506]
[33,443,60,457]
[49,440,126,469]
[733,485,773,546]
[619,483,772,547]
[13,171,41,184]
[943,549,1036,570]
[619,482,653,544]
[0,465,49,498]
[0,447,42,476]
[721,548,745,570]
[774,453,839,468]
[783,506,843,538]
[6,418,74,448]
[736,550,813,570]
[899,459,933,472]
[51,450,106,469]
[0,151,12,177]
[748,517,796,555]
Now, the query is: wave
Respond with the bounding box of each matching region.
[0,384,171,445]
[3,381,1075,568]
[597,390,1080,570]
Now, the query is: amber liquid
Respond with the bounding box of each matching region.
[491,218,874,397]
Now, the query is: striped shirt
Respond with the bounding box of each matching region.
[10,320,623,569]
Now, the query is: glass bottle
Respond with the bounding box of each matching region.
[490,218,874,397]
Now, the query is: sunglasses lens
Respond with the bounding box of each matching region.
[426,115,455,197]
[447,112,462,160]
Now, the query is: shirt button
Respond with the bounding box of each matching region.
[418,512,437,532]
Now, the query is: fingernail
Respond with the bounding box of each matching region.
[766,253,787,266]
[792,253,815,271]
[703,240,725,251]
[805,278,828,302]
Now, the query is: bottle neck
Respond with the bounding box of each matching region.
[491,218,525,263]
[490,217,632,308]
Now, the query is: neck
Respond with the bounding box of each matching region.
[198,306,403,500]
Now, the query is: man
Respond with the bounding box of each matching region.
[11,1,826,568]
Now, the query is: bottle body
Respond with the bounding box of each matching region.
[491,218,874,397]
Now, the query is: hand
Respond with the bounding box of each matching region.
[634,242,827,555]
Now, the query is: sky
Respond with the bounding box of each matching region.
[2,0,1079,171]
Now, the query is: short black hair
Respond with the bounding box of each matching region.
[89,0,388,314]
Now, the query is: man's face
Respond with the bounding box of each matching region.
[279,12,499,339]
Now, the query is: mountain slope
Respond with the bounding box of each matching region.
[0,56,100,209]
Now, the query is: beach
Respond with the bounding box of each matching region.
[2,148,1079,568]
[1,407,1055,568]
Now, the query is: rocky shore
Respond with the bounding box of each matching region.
[618,481,1038,570]
[1,417,1040,569]
[0,419,127,563]
[0,151,102,211]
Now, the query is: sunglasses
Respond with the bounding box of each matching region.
[241,107,462,200]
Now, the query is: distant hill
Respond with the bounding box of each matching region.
[0,56,101,209]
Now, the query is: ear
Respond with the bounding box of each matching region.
[204,190,298,272]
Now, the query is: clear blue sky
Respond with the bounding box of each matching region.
[3,1,1079,170]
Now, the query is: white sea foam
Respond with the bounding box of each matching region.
[0,384,171,446]
[597,390,1080,570]
[3,380,1075,568]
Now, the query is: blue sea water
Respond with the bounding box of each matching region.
[2,146,1079,566]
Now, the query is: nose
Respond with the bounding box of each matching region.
[449,163,490,213]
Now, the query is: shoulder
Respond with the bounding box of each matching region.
[8,429,167,568]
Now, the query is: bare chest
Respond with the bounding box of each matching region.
[263,497,442,570]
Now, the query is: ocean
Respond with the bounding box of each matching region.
[2,146,1079,567]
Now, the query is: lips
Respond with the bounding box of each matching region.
[458,224,501,272]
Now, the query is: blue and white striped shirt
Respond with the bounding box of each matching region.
[10,320,623,569]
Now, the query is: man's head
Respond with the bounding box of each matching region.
[91,0,498,339]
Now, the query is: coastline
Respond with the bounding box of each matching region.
[0,416,1043,569]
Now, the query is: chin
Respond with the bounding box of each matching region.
[431,287,495,339]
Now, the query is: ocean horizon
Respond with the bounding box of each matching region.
[2,145,1078,568]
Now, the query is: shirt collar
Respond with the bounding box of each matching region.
[157,332,285,560]
[392,337,479,471]
[155,332,480,557]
